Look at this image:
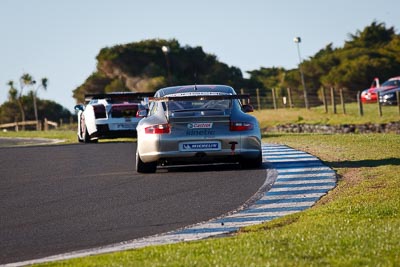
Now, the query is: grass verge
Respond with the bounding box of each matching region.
[0,130,77,144]
[253,102,400,128]
[0,130,136,145]
[34,133,400,266]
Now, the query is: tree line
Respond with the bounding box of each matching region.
[249,21,400,107]
[72,39,246,103]
[0,73,71,124]
[2,21,398,124]
[73,21,400,108]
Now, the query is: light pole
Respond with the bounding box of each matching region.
[293,37,309,109]
[161,45,172,85]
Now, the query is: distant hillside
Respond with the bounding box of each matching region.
[73,22,400,107]
[72,39,247,103]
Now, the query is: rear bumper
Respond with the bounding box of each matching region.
[83,110,142,139]
[140,149,261,166]
[91,128,137,139]
[157,149,261,166]
[91,122,138,139]
[138,134,261,164]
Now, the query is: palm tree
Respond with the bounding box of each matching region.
[18,73,34,124]
[33,77,48,122]
[5,81,20,124]
[7,81,18,102]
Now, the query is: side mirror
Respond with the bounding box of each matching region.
[74,104,85,112]
[242,104,254,113]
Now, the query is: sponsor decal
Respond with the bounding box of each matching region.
[186,129,215,136]
[179,141,221,151]
[115,123,136,130]
[187,122,213,129]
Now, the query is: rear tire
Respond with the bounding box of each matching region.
[240,152,262,169]
[80,115,91,143]
[81,116,97,143]
[136,150,157,173]
[77,115,84,143]
[83,126,91,143]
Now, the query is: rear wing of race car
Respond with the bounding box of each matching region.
[145,94,253,116]
[147,94,250,102]
[84,92,154,103]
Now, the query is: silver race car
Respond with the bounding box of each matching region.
[74,92,152,143]
[136,85,262,173]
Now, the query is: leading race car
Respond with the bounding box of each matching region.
[135,85,262,173]
[74,92,152,143]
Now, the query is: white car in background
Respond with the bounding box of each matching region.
[74,92,152,143]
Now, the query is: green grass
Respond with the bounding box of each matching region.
[253,102,400,128]
[34,133,400,266]
[0,129,135,145]
[0,129,78,144]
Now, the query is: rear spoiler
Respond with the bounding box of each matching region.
[85,92,154,102]
[147,94,250,102]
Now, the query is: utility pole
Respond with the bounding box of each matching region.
[294,37,309,109]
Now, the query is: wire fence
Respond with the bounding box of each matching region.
[2,88,398,132]
[240,87,400,117]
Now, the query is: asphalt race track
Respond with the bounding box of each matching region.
[0,142,267,265]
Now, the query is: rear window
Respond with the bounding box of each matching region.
[167,99,231,111]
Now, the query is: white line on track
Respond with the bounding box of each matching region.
[6,144,336,267]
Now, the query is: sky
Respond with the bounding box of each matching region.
[1,0,399,112]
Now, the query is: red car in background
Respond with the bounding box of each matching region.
[360,77,380,103]
[361,77,400,103]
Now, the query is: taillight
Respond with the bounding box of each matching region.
[230,121,253,131]
[145,124,170,134]
[93,105,106,119]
